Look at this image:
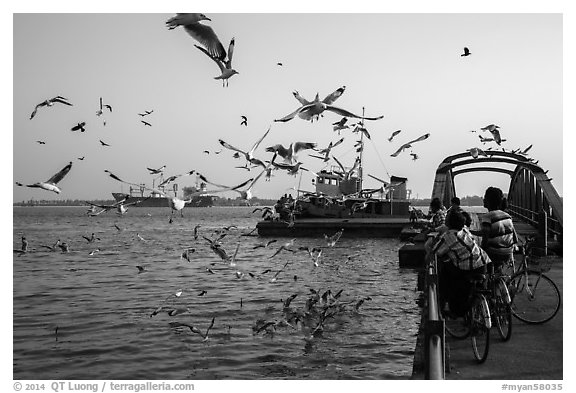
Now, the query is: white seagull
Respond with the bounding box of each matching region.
[265,142,317,164]
[30,96,72,120]
[466,147,488,159]
[274,86,384,123]
[16,162,73,194]
[166,13,226,61]
[390,133,430,157]
[219,127,270,168]
[195,37,238,87]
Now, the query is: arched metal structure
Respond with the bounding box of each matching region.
[431,151,562,245]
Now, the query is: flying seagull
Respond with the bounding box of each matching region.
[240,116,248,126]
[390,133,430,157]
[16,162,73,194]
[99,140,111,147]
[461,47,471,57]
[166,13,226,61]
[388,130,401,142]
[30,96,72,119]
[147,165,166,175]
[332,117,349,133]
[194,37,238,87]
[169,317,215,342]
[266,142,317,164]
[274,86,384,123]
[141,120,152,127]
[36,140,46,145]
[139,110,154,116]
[71,122,86,132]
[219,126,271,168]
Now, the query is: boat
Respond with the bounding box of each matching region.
[256,119,422,238]
[112,174,215,208]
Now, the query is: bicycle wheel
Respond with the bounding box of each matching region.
[509,270,561,324]
[493,277,513,341]
[470,295,490,363]
[443,312,470,339]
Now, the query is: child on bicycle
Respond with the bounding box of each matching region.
[429,209,492,317]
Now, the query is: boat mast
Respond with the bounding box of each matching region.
[358,107,365,193]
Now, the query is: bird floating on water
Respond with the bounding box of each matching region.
[16,162,73,194]
[30,96,72,120]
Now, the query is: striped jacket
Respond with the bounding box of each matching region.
[481,210,518,257]
[432,228,492,270]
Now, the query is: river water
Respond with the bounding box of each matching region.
[12,206,421,380]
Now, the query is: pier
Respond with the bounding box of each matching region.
[412,150,563,379]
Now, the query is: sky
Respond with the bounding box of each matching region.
[11,6,566,203]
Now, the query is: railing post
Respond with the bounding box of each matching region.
[538,209,548,256]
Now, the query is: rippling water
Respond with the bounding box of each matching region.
[13,206,421,380]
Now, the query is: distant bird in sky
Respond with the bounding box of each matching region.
[99,140,111,147]
[240,116,248,126]
[95,97,111,116]
[266,142,317,164]
[388,130,401,142]
[104,104,112,112]
[15,161,72,194]
[141,120,152,127]
[410,153,419,160]
[275,86,384,123]
[310,138,344,162]
[71,122,86,132]
[390,133,430,157]
[138,110,154,116]
[30,96,72,119]
[332,117,349,133]
[36,140,46,145]
[219,126,271,168]
[166,13,226,61]
[194,37,238,87]
[461,47,471,57]
[77,157,85,160]
[147,165,166,175]
[478,135,494,144]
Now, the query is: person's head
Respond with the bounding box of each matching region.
[445,209,466,230]
[429,197,443,212]
[450,197,461,207]
[483,187,507,211]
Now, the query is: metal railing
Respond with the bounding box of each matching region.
[424,254,445,379]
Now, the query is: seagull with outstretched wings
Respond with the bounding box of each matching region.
[390,133,430,157]
[219,127,270,168]
[166,13,226,61]
[16,162,73,194]
[30,96,72,119]
[274,86,384,123]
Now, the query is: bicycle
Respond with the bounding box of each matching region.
[487,270,513,341]
[503,236,561,324]
[442,272,492,363]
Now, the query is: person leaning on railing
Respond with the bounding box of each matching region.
[471,186,518,274]
[425,197,447,233]
[426,209,492,317]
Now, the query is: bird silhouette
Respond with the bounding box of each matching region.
[30,96,72,119]
[461,47,471,57]
[71,122,86,132]
[166,13,226,60]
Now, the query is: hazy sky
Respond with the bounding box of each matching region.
[11,9,564,202]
